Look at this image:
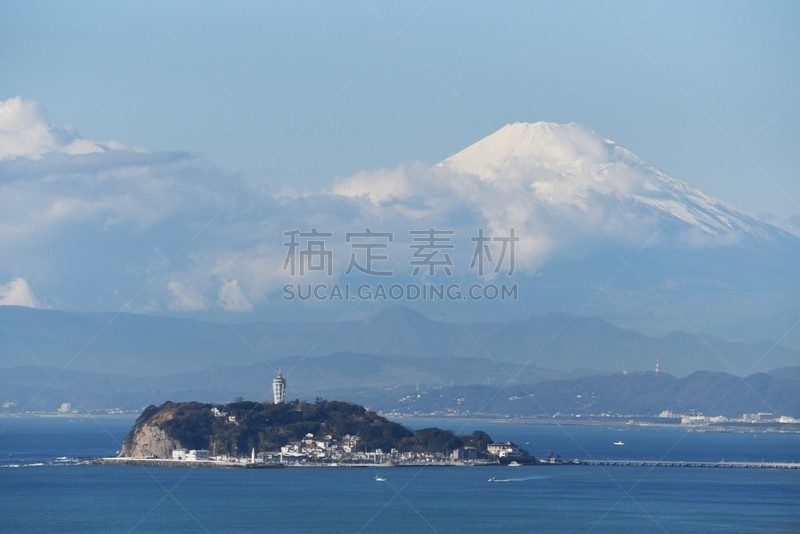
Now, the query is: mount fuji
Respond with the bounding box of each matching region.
[438,121,789,244]
[335,121,800,344]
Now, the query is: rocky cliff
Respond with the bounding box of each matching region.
[119,402,189,458]
[120,422,181,458]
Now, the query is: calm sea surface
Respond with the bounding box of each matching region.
[1,416,798,533]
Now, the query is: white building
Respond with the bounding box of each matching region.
[273,372,286,404]
[172,448,209,461]
[187,449,209,461]
[487,442,520,458]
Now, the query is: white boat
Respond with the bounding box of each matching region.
[613,441,625,446]
[507,461,522,467]
[375,475,387,482]
[488,476,498,482]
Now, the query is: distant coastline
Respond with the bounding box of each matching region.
[0,413,137,419]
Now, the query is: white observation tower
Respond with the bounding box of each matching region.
[272,371,286,404]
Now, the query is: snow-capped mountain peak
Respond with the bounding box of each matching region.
[440,121,615,181]
[438,121,764,238]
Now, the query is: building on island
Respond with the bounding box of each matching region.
[451,447,479,461]
[273,372,286,404]
[188,450,209,461]
[487,442,521,458]
[172,449,210,461]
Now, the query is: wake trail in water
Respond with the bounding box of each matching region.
[489,475,548,483]
[1,457,92,468]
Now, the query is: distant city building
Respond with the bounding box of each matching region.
[273,372,286,404]
[741,412,775,423]
[58,403,71,413]
[681,415,707,425]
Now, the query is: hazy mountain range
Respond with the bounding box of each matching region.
[355,369,800,419]
[1,303,799,416]
[4,363,799,419]
[1,305,797,379]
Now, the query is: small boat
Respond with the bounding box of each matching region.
[613,441,625,446]
[488,476,497,482]
[375,475,387,482]
[507,461,522,467]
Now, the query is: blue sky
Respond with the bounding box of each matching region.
[3,0,799,222]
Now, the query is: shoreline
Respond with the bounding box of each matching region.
[95,457,498,469]
[96,457,287,469]
[95,457,800,471]
[3,413,799,433]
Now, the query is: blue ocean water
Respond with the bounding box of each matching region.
[1,416,799,533]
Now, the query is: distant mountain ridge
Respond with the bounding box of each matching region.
[5,364,799,419]
[0,305,797,377]
[360,370,800,419]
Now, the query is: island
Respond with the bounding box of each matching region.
[102,399,535,468]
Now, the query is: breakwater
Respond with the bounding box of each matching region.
[580,459,800,469]
[96,458,285,469]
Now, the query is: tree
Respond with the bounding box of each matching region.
[460,430,493,451]
[406,428,464,453]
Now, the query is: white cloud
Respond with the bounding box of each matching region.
[0,97,266,313]
[0,97,58,159]
[61,138,105,156]
[331,166,412,204]
[167,280,208,311]
[217,279,253,312]
[0,278,40,308]
[0,96,116,160]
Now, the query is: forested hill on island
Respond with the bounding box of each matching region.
[119,399,517,462]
